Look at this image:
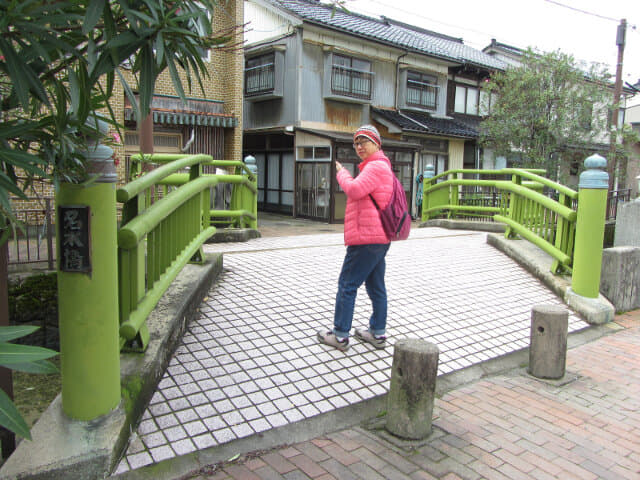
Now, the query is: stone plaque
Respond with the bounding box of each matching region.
[59,206,91,273]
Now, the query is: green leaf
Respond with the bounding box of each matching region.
[0,38,49,109]
[0,343,58,366]
[164,49,186,101]
[83,0,106,34]
[155,31,165,67]
[0,326,40,343]
[0,172,27,197]
[0,150,47,175]
[138,46,156,118]
[8,359,59,375]
[69,68,81,115]
[0,388,31,440]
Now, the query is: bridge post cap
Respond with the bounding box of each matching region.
[424,164,435,178]
[244,155,258,176]
[579,154,608,189]
[584,153,607,170]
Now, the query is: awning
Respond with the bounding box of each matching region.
[372,107,478,139]
[296,128,422,150]
[124,109,238,128]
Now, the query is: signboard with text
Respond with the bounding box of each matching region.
[59,206,91,273]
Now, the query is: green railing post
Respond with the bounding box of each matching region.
[245,155,258,229]
[572,154,609,298]
[421,165,436,222]
[449,171,459,219]
[57,119,121,420]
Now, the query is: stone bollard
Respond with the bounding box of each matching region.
[528,305,568,379]
[386,339,439,439]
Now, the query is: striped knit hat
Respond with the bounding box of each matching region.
[353,124,382,147]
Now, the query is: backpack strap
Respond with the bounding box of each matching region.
[369,194,381,211]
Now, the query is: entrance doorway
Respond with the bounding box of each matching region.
[296,162,331,221]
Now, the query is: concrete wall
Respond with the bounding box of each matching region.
[600,200,640,312]
[614,200,640,247]
[600,247,640,312]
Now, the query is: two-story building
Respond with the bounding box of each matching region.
[242,0,506,222]
[115,0,244,183]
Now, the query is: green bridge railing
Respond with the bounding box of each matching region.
[117,153,257,350]
[422,168,580,275]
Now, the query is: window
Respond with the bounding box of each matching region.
[578,103,594,130]
[407,71,438,109]
[479,89,497,116]
[455,85,479,115]
[245,53,275,96]
[297,146,331,162]
[331,54,372,100]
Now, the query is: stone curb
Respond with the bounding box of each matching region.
[486,233,614,325]
[0,254,223,480]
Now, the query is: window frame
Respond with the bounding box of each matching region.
[454,84,480,116]
[406,71,439,110]
[245,52,276,97]
[244,49,285,101]
[330,53,373,100]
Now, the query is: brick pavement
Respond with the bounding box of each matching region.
[180,310,640,480]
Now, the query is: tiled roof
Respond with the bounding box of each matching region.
[264,0,506,71]
[297,127,422,149]
[372,107,479,138]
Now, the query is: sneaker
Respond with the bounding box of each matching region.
[354,328,386,349]
[317,331,350,351]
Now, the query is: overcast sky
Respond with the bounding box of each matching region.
[346,0,640,91]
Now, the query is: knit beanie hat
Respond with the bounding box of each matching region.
[353,124,382,147]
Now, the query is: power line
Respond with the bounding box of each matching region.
[543,0,619,23]
[543,0,638,29]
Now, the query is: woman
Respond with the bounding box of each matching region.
[317,125,394,352]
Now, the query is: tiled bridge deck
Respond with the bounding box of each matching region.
[115,227,587,474]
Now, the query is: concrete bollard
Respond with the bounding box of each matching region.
[528,305,568,379]
[386,339,439,439]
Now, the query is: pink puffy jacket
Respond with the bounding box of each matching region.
[337,150,394,246]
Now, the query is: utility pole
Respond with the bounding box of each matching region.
[608,18,626,192]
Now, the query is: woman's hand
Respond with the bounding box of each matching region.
[336,161,343,172]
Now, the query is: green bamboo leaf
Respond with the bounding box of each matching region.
[8,360,59,375]
[155,31,164,66]
[69,68,81,115]
[0,119,46,139]
[83,0,106,34]
[0,149,47,174]
[138,46,156,118]
[0,173,27,197]
[105,31,139,49]
[0,326,40,343]
[0,343,58,366]
[164,51,186,101]
[0,388,31,440]
[0,38,49,109]
[116,69,140,121]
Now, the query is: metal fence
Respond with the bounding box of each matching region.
[606,188,630,220]
[7,197,55,270]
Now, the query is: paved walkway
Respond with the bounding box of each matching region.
[178,310,639,480]
[110,219,638,479]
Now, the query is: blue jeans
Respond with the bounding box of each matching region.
[333,243,390,338]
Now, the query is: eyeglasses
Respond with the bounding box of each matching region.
[353,140,371,148]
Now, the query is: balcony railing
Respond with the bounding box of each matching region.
[331,65,372,100]
[245,63,275,96]
[407,80,438,109]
